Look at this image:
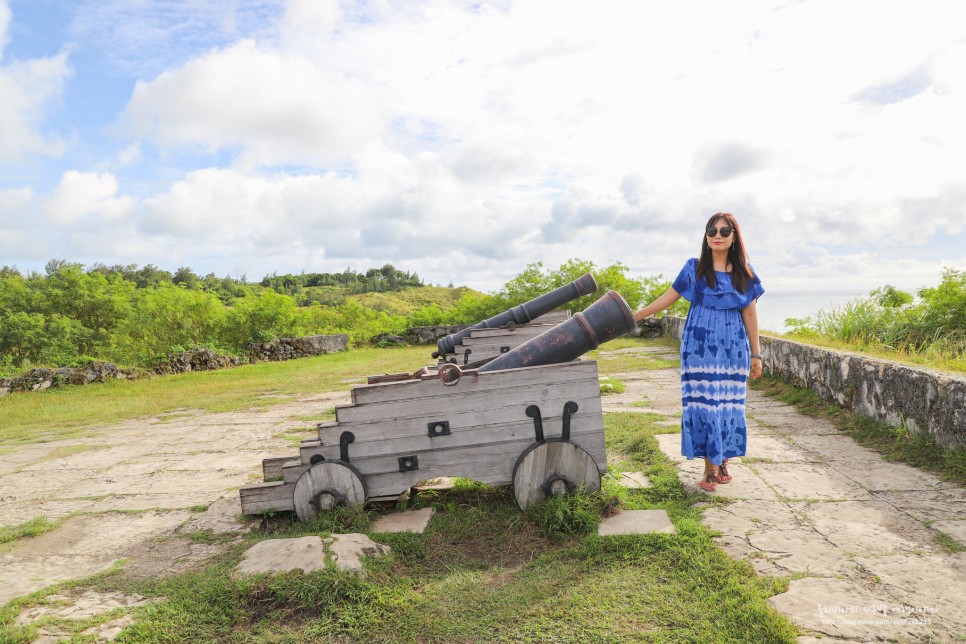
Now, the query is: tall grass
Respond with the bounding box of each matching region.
[784,272,966,372]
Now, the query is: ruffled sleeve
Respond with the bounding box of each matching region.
[671,258,697,302]
[673,259,764,309]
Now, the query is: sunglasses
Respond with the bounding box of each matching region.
[706,226,734,238]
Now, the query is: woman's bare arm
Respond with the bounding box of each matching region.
[741,300,762,379]
[633,288,682,322]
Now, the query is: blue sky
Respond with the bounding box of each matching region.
[2,0,966,328]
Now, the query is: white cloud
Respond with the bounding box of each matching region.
[43,171,135,223]
[121,39,380,168]
[0,2,71,162]
[6,0,966,300]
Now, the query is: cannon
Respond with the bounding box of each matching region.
[436,309,571,366]
[239,288,638,518]
[432,273,598,358]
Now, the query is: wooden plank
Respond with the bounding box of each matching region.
[307,403,604,463]
[283,462,311,484]
[261,457,291,481]
[239,481,295,514]
[322,390,603,450]
[336,376,599,426]
[304,425,606,479]
[348,359,597,407]
[358,431,607,499]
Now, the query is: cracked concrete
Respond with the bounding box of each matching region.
[0,390,351,609]
[599,347,966,642]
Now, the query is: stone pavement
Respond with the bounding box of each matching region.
[601,348,966,643]
[0,390,351,605]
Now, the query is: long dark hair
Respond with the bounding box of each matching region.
[696,212,753,293]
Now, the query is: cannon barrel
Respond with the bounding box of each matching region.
[477,290,637,373]
[433,272,598,358]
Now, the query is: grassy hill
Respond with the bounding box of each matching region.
[348,285,480,315]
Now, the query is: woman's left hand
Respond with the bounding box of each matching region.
[750,357,763,380]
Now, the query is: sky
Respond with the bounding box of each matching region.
[2,0,965,329]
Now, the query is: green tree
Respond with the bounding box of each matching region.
[118,284,227,361]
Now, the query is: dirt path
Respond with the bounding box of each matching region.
[0,391,350,605]
[603,350,966,643]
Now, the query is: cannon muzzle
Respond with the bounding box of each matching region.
[477,290,636,373]
[433,273,598,358]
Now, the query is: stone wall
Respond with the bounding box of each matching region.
[246,334,349,362]
[0,334,350,396]
[661,316,966,448]
[405,324,469,344]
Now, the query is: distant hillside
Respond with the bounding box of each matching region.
[349,285,480,315]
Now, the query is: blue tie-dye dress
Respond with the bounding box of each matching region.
[671,258,765,464]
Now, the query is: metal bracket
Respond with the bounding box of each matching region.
[462,348,472,365]
[427,421,451,437]
[562,401,578,441]
[500,346,511,353]
[526,405,544,442]
[398,455,419,472]
[309,454,325,465]
[339,431,355,463]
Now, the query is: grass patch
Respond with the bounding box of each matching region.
[589,336,680,373]
[0,517,60,545]
[933,531,966,553]
[0,345,430,447]
[598,376,626,395]
[777,331,966,375]
[751,374,966,487]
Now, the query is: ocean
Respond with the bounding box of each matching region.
[756,290,868,333]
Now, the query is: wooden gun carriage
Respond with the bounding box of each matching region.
[239,281,637,521]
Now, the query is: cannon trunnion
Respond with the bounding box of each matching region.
[239,360,606,517]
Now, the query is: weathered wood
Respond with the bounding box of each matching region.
[242,359,609,518]
[336,377,599,426]
[349,359,596,406]
[261,457,291,481]
[239,480,295,513]
[292,462,366,521]
[511,440,602,510]
[288,428,607,498]
[309,406,603,463]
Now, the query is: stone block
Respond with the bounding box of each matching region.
[598,509,676,536]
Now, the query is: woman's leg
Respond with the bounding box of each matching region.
[700,458,720,492]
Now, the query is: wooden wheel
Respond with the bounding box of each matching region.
[511,440,601,510]
[293,461,366,522]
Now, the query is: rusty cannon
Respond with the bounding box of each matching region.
[432,273,598,359]
[239,288,639,519]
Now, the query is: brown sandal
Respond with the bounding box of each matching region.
[699,471,719,492]
[718,461,732,484]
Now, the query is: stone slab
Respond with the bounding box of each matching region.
[752,462,873,501]
[655,433,685,464]
[323,533,391,577]
[598,509,675,536]
[617,471,651,488]
[796,500,937,556]
[930,519,966,545]
[677,459,781,500]
[235,533,393,579]
[771,576,952,641]
[235,536,328,575]
[179,493,252,534]
[371,507,436,534]
[830,459,950,493]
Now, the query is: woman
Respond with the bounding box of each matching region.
[633,212,764,492]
